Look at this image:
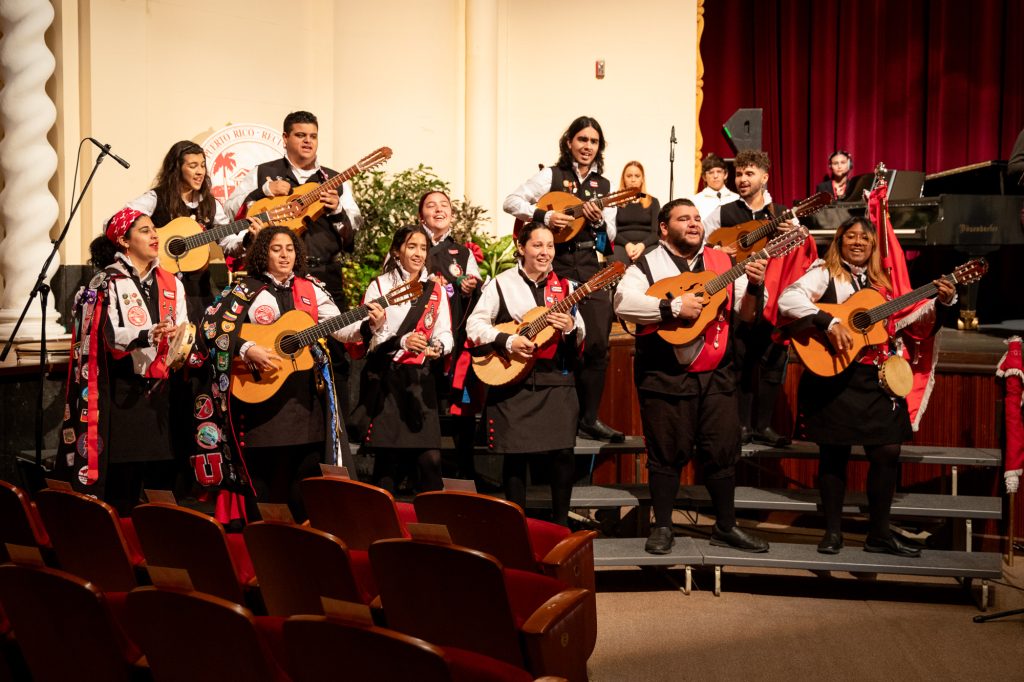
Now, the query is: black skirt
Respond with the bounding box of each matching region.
[105,359,174,463]
[485,381,578,454]
[356,360,442,450]
[797,362,912,446]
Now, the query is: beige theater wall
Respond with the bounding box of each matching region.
[50,0,696,266]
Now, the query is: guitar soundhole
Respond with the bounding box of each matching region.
[166,237,187,258]
[738,233,750,248]
[850,311,871,333]
[279,335,300,356]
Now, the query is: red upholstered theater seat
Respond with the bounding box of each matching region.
[126,585,289,682]
[284,614,535,682]
[369,538,593,681]
[0,564,145,681]
[34,488,144,592]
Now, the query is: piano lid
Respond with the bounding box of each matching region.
[923,160,1020,196]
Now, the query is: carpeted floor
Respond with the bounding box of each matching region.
[588,550,1024,681]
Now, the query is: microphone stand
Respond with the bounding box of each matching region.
[0,142,111,475]
[668,126,677,201]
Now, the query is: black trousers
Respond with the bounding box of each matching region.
[733,319,788,431]
[639,386,741,529]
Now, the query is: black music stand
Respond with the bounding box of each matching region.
[0,141,114,487]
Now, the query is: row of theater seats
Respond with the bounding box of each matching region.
[0,477,598,682]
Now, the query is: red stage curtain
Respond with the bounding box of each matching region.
[699,0,1024,205]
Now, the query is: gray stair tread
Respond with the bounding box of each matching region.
[526,485,1001,519]
[683,486,1002,519]
[594,537,702,566]
[742,441,1001,466]
[695,539,1004,579]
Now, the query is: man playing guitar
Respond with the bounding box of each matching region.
[702,150,810,447]
[614,198,770,555]
[503,115,623,443]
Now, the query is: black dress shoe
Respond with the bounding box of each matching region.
[864,533,921,558]
[740,426,753,445]
[817,532,844,554]
[751,427,791,447]
[709,524,769,553]
[577,419,626,443]
[644,526,675,555]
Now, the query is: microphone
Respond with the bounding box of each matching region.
[670,126,677,144]
[87,137,130,169]
[669,126,677,162]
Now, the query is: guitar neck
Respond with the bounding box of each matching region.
[294,163,362,210]
[744,212,789,245]
[286,294,388,351]
[521,282,594,340]
[177,211,273,252]
[863,278,945,325]
[705,251,766,296]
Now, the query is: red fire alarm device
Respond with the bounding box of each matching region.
[595,60,605,79]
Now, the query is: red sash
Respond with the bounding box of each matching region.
[688,248,733,373]
[534,271,569,360]
[291,277,319,322]
[397,280,443,365]
[145,267,181,379]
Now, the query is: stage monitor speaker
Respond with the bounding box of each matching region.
[723,109,763,153]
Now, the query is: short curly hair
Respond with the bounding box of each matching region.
[246,226,308,277]
[734,150,771,172]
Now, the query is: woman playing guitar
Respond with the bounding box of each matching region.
[466,223,584,526]
[55,208,186,512]
[347,225,452,494]
[203,224,349,521]
[778,216,955,557]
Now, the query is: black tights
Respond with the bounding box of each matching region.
[818,443,901,538]
[503,450,576,527]
[373,448,443,494]
[650,465,737,531]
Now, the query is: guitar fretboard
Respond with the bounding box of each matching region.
[177,211,276,253]
[852,278,949,329]
[279,295,386,354]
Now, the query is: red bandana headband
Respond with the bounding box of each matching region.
[106,207,143,243]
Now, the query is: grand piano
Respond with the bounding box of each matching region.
[805,161,1024,327]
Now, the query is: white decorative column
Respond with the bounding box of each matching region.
[0,0,64,343]
[464,0,499,230]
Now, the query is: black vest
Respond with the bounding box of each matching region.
[631,251,735,396]
[250,157,345,261]
[718,198,785,228]
[547,166,611,279]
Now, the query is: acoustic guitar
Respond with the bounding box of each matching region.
[705,191,832,261]
[472,261,626,386]
[230,279,422,403]
[515,188,641,243]
[789,258,988,377]
[157,147,392,273]
[648,227,810,346]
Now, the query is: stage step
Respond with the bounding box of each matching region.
[684,486,1003,519]
[593,536,1003,595]
[741,442,1002,467]
[593,536,703,567]
[526,485,1002,520]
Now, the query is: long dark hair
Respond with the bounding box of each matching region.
[89,235,120,269]
[556,116,606,174]
[822,217,891,292]
[382,225,431,275]
[247,226,308,277]
[152,141,216,225]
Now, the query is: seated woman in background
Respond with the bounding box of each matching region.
[466,223,584,526]
[347,225,452,494]
[57,207,186,513]
[609,161,660,265]
[815,150,855,202]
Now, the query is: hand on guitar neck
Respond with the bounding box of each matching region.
[550,202,603,232]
